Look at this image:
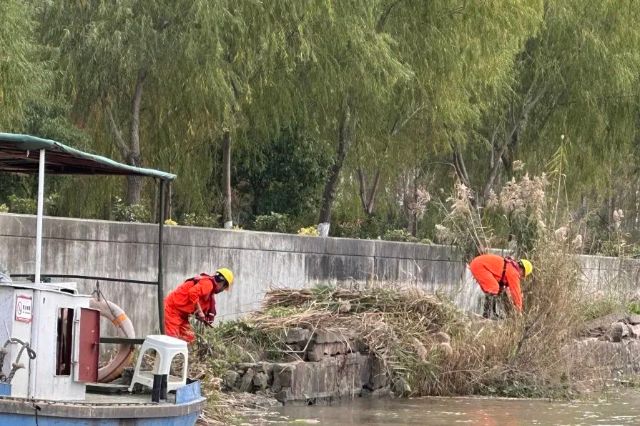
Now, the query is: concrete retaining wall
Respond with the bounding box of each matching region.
[0,214,638,337]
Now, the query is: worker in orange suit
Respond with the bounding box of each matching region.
[164,268,234,343]
[469,254,532,319]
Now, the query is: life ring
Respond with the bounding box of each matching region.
[90,298,136,383]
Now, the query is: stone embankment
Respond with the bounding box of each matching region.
[221,328,394,405]
[574,313,640,377]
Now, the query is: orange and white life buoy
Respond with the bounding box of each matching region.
[90,298,136,383]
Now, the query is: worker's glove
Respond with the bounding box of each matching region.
[205,312,215,324]
[196,311,206,321]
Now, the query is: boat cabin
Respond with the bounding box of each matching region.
[0,281,97,400]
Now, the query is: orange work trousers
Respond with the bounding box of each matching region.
[164,303,195,344]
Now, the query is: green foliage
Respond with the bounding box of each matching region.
[0,0,50,131]
[7,195,36,215]
[333,216,387,239]
[180,212,219,228]
[22,100,91,147]
[382,229,419,243]
[236,130,330,220]
[0,204,8,213]
[2,0,635,256]
[194,321,264,377]
[253,212,291,233]
[628,301,640,315]
[263,306,303,318]
[580,296,623,321]
[111,197,151,223]
[195,319,288,374]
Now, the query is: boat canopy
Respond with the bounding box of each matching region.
[0,132,173,333]
[0,133,175,180]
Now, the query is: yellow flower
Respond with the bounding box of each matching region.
[297,225,319,236]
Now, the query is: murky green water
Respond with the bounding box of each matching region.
[246,391,640,425]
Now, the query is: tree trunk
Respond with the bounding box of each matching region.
[222,130,233,229]
[411,171,418,237]
[482,141,510,204]
[126,68,146,205]
[357,167,380,216]
[318,98,353,236]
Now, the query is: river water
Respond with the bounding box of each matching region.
[244,390,640,425]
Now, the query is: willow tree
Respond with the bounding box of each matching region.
[161,1,325,228]
[0,0,49,131]
[276,1,413,236]
[38,1,196,205]
[343,1,544,233]
[468,0,640,215]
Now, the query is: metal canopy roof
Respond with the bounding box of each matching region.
[0,133,176,180]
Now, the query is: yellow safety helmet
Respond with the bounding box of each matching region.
[215,268,234,290]
[519,259,533,277]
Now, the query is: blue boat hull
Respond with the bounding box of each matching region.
[0,381,205,425]
[0,412,198,425]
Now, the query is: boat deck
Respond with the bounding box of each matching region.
[0,386,205,420]
[85,391,178,405]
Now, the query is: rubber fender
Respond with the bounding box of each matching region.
[90,298,136,383]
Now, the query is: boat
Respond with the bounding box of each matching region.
[0,133,206,425]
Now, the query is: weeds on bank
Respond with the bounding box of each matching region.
[189,240,603,401]
[192,170,627,403]
[428,235,585,399]
[189,320,283,425]
[250,284,465,394]
[431,171,614,398]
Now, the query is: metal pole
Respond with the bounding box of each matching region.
[157,179,166,334]
[35,149,46,284]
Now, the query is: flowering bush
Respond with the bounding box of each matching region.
[297,225,319,236]
[112,197,151,223]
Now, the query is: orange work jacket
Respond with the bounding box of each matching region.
[164,274,215,315]
[469,254,523,311]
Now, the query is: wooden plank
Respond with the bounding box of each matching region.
[100,337,146,345]
[86,383,129,395]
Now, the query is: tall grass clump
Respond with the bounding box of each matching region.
[248,284,465,396]
[192,170,614,402]
[427,235,583,398]
[427,167,608,397]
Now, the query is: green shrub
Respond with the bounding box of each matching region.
[580,295,622,321]
[181,212,219,227]
[8,195,36,214]
[5,193,61,216]
[383,229,419,243]
[112,197,151,223]
[333,219,363,238]
[253,212,291,233]
[333,216,386,239]
[628,301,640,315]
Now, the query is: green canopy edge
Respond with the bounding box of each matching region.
[0,132,176,180]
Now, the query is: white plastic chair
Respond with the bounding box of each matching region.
[128,335,188,393]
